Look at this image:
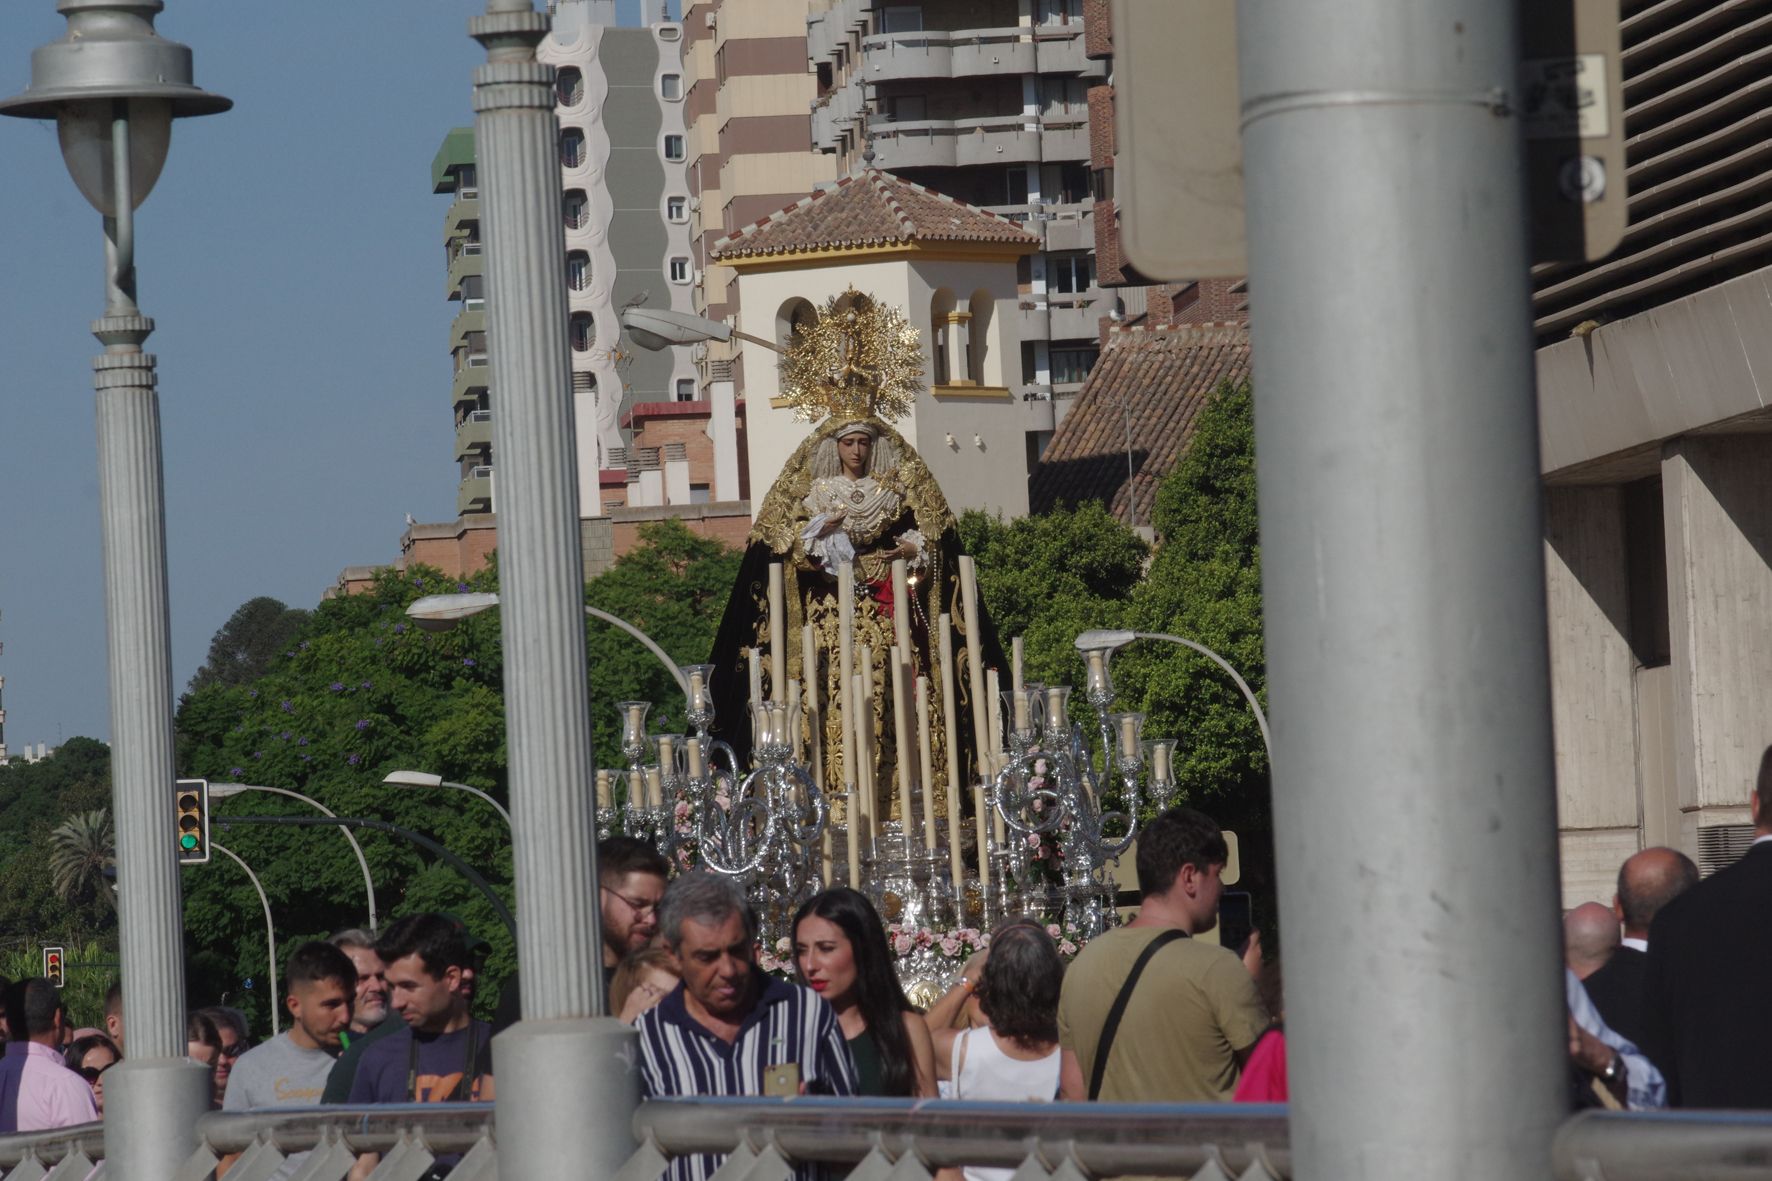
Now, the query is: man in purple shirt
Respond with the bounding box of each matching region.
[1,978,98,1132]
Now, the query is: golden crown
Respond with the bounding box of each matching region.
[777,288,925,425]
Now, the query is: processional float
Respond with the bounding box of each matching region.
[593,290,1182,990]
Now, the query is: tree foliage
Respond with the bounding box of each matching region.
[171,520,738,1035]
[0,942,113,1029]
[0,739,118,953]
[48,810,115,911]
[186,597,311,696]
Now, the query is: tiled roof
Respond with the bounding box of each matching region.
[1029,323,1251,526]
[711,169,1039,260]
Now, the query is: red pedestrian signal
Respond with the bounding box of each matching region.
[176,778,211,864]
[42,946,65,988]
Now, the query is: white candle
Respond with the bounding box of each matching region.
[1046,690,1067,733]
[985,667,1004,757]
[627,768,643,807]
[858,645,876,839]
[974,783,991,903]
[846,785,862,888]
[891,558,911,659]
[748,647,763,712]
[658,735,675,778]
[838,564,857,808]
[625,704,644,746]
[958,556,990,790]
[595,769,611,810]
[1153,741,1171,782]
[786,679,802,761]
[916,675,937,851]
[689,669,706,711]
[1012,636,1025,696]
[1120,714,1138,760]
[938,614,965,896]
[686,737,705,780]
[1087,649,1107,694]
[890,646,915,832]
[768,562,787,703]
[1013,689,1030,733]
[645,766,663,808]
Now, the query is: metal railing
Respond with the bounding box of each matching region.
[11,1103,1772,1181]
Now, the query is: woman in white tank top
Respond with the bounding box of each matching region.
[933,921,1065,1181]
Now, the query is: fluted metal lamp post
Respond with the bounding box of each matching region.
[0,4,228,1178]
[467,3,640,1178]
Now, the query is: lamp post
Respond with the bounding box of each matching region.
[208,782,378,929]
[406,591,693,697]
[1072,628,1272,764]
[466,4,638,1178]
[0,5,229,1178]
[207,842,279,1037]
[382,769,514,831]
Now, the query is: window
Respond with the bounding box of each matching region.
[660,73,682,100]
[666,196,688,222]
[457,164,478,197]
[663,134,686,161]
[567,251,591,291]
[1050,346,1099,384]
[1041,77,1088,115]
[880,6,924,32]
[461,274,485,310]
[570,313,594,352]
[669,257,691,283]
[564,190,589,230]
[560,128,586,168]
[556,67,584,107]
[1050,252,1094,295]
[675,378,697,401]
[658,25,681,41]
[884,94,926,122]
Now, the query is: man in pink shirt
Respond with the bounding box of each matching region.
[1,978,99,1132]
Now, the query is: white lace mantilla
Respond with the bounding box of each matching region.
[801,475,926,574]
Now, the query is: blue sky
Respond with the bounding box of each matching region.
[0,0,658,747]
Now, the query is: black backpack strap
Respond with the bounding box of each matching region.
[1088,929,1188,1101]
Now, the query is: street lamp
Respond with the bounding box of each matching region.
[0,1,230,1169]
[1073,628,1273,764]
[208,783,378,929]
[382,769,513,831]
[405,592,693,698]
[207,841,279,1037]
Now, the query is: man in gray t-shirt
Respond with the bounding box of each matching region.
[219,943,357,1174]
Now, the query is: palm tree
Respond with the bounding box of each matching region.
[49,810,116,910]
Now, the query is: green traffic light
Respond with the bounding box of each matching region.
[180,834,198,850]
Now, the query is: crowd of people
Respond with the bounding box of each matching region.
[15,755,1772,1169]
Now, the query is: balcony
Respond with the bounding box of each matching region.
[811,97,836,150]
[446,239,483,300]
[867,115,1043,171]
[1017,292,1105,342]
[458,465,494,515]
[951,28,1036,77]
[452,358,490,411]
[449,307,485,352]
[1039,115,1090,162]
[1034,28,1106,76]
[455,408,493,461]
[860,27,1036,83]
[807,11,834,62]
[983,201,1094,251]
[442,194,479,245]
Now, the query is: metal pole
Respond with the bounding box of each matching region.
[1236,2,1566,1179]
[588,606,693,698]
[210,842,279,1037]
[1132,632,1272,763]
[469,4,639,1173]
[89,104,214,1181]
[439,778,515,831]
[212,783,378,928]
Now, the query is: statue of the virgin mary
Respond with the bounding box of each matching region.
[706,290,1004,834]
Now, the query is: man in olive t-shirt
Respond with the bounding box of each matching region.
[1058,808,1268,1102]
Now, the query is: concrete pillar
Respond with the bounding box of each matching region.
[1662,435,1772,840]
[1543,486,1642,905]
[945,311,972,385]
[709,368,740,501]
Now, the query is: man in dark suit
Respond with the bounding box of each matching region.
[1641,744,1772,1107]
[1584,846,1698,1050]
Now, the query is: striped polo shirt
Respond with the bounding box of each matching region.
[636,973,858,1181]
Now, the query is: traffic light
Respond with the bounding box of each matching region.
[176,778,211,864]
[42,946,64,989]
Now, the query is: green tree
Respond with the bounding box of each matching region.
[186,597,311,695]
[0,942,113,1029]
[0,740,118,951]
[48,810,115,911]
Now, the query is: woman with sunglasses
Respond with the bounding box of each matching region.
[793,888,936,1097]
[63,1034,120,1116]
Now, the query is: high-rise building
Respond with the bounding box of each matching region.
[681,0,838,395]
[806,0,1106,408]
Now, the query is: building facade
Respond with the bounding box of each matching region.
[807,0,1105,415]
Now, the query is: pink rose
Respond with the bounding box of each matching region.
[1027,833,1043,851]
[893,933,915,956]
[940,935,962,957]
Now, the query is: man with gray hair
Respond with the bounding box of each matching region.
[634,874,856,1181]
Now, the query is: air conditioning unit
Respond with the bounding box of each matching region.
[704,11,715,27]
[1698,823,1756,876]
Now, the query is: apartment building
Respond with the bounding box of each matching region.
[681,0,838,394]
[807,0,1105,408]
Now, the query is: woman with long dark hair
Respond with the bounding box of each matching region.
[793,888,936,1096]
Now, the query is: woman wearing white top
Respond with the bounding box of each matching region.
[933,920,1065,1181]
